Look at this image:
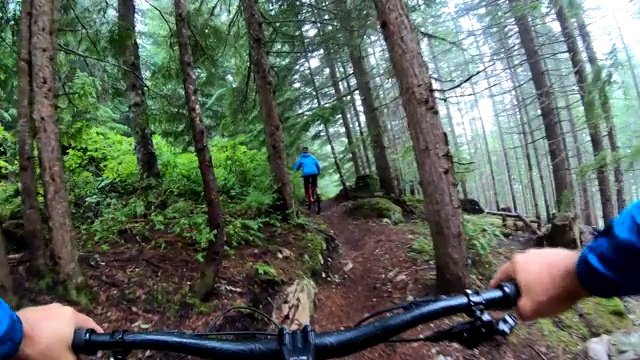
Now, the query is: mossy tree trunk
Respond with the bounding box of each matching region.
[510,0,574,213]
[17,0,46,275]
[334,0,398,196]
[174,0,227,300]
[374,0,467,293]
[31,0,84,287]
[117,0,160,179]
[243,0,295,215]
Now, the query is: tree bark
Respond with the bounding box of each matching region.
[117,0,160,179]
[563,88,593,225]
[374,0,467,293]
[341,62,373,174]
[174,0,227,300]
[553,1,614,222]
[510,1,574,213]
[335,0,397,196]
[575,12,625,214]
[0,228,15,306]
[17,0,46,274]
[328,57,362,176]
[243,0,294,214]
[31,0,84,286]
[427,37,468,198]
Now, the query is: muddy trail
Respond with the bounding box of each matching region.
[312,200,554,360]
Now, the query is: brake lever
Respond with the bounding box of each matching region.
[422,314,517,349]
[422,288,518,349]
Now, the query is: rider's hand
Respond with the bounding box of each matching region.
[14,303,103,360]
[489,248,590,321]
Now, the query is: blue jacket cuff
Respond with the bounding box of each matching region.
[0,309,23,360]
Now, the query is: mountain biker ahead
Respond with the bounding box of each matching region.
[293,147,321,201]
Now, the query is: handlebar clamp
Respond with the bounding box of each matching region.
[279,325,316,360]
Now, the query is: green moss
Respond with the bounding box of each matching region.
[581,297,632,334]
[303,233,327,276]
[346,198,404,224]
[526,298,632,353]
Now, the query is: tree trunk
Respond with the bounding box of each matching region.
[117,0,160,179]
[31,0,84,287]
[374,0,467,293]
[510,2,574,213]
[562,84,593,225]
[17,0,46,275]
[328,57,362,176]
[461,51,500,209]
[553,1,614,222]
[341,62,373,174]
[298,23,348,192]
[335,0,397,196]
[613,11,640,112]
[0,228,15,306]
[427,37,468,198]
[477,53,517,211]
[243,0,294,214]
[174,0,227,300]
[575,12,625,214]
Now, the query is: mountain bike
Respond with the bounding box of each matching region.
[307,182,321,215]
[72,282,520,360]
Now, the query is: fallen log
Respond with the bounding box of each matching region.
[484,210,542,236]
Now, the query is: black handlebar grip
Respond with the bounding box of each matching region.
[499,282,521,304]
[72,328,98,355]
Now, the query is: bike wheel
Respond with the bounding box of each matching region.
[314,191,321,214]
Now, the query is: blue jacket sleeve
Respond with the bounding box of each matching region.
[576,200,640,298]
[293,158,301,172]
[0,298,23,359]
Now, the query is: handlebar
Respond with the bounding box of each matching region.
[72,282,520,359]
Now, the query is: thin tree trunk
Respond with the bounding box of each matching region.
[374,0,467,293]
[243,0,294,214]
[510,2,574,213]
[117,0,160,179]
[0,229,15,306]
[575,12,625,214]
[328,57,362,176]
[613,11,640,111]
[299,30,348,191]
[553,1,614,222]
[427,37,468,198]
[475,47,517,211]
[31,0,84,286]
[174,0,227,300]
[341,62,373,174]
[335,0,397,196]
[562,85,593,225]
[17,0,46,274]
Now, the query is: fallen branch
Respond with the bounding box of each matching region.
[484,210,542,236]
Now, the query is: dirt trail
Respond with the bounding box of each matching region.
[312,200,553,360]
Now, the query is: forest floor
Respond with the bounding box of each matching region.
[313,200,558,360]
[9,197,634,359]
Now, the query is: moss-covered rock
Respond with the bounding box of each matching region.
[520,297,632,354]
[346,197,404,224]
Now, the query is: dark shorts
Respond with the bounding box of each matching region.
[303,174,318,193]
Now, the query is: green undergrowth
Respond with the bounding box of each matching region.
[513,297,631,353]
[402,214,504,265]
[345,197,404,224]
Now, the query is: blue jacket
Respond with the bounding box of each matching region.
[0,299,23,359]
[293,153,321,176]
[577,200,640,297]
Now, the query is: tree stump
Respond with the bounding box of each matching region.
[460,198,484,214]
[535,212,580,249]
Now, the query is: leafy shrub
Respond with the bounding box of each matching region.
[61,125,274,251]
[462,215,503,258]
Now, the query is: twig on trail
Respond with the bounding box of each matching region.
[528,344,548,360]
